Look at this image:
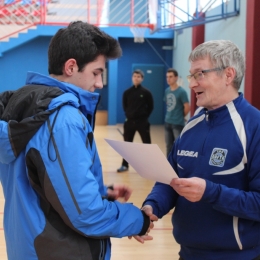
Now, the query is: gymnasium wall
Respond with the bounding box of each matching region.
[0,36,50,91]
[0,26,173,125]
[116,38,173,123]
[173,0,247,103]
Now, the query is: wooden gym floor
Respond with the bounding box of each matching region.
[0,125,180,260]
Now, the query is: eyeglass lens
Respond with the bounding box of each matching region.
[187,71,204,82]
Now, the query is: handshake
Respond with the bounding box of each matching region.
[128,205,158,244]
[106,184,158,243]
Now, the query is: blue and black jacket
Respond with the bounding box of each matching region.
[0,72,149,260]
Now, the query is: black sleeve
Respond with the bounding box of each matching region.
[122,90,127,112]
[146,90,154,117]
[137,211,150,236]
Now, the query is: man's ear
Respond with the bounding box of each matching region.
[225,67,236,85]
[63,59,77,76]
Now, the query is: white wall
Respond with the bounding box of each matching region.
[173,0,247,97]
[205,0,247,92]
[172,27,192,93]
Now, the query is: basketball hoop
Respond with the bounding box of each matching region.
[130,24,154,43]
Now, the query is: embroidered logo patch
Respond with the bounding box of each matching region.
[209,148,228,167]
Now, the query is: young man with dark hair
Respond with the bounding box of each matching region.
[0,21,152,260]
[164,68,190,156]
[117,69,154,172]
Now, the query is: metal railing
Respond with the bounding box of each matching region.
[158,0,240,31]
[0,0,241,41]
[0,0,152,40]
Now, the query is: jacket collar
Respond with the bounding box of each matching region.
[195,93,244,124]
[26,71,100,116]
[132,84,142,89]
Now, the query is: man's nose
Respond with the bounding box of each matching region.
[95,75,103,89]
[188,76,198,90]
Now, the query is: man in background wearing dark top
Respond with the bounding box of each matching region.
[117,69,154,172]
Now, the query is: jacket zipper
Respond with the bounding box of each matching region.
[205,110,209,121]
[99,239,105,260]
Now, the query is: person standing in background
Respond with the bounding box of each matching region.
[164,68,190,156]
[117,69,154,172]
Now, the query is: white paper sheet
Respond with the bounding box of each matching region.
[105,139,178,184]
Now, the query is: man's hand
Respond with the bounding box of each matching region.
[107,184,132,201]
[128,233,153,244]
[128,205,158,243]
[170,177,206,202]
[128,220,154,244]
[141,205,158,222]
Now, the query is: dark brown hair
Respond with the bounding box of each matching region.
[48,21,122,75]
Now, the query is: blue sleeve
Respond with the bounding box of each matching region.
[37,109,146,238]
[202,180,260,222]
[201,123,260,222]
[143,182,178,218]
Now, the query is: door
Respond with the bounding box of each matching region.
[132,64,165,124]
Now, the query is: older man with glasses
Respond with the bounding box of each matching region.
[141,40,260,260]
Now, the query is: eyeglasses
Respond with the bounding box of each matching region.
[186,67,227,82]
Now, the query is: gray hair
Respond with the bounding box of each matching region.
[188,40,245,90]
